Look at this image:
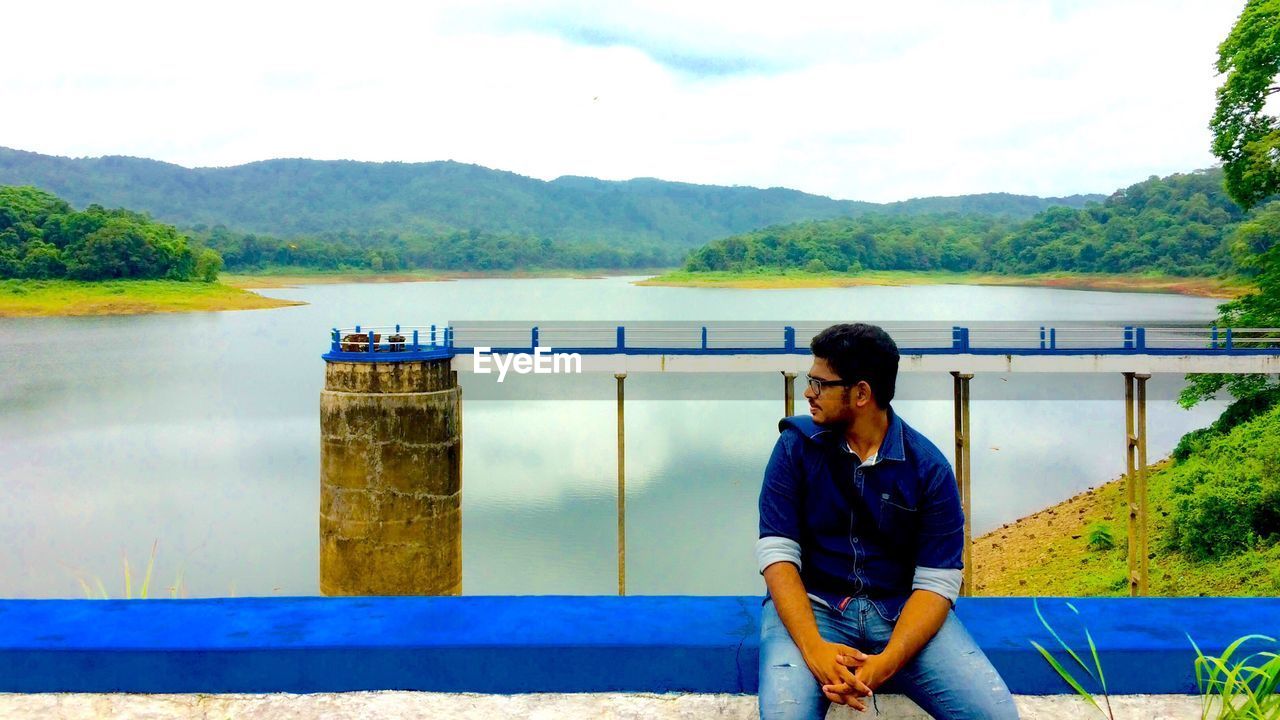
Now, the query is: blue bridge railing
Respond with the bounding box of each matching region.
[321,323,1280,362]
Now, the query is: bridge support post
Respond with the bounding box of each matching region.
[951,372,974,596]
[320,358,462,595]
[782,372,796,417]
[1124,372,1151,596]
[616,372,627,596]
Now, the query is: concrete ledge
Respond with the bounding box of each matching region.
[0,691,1208,720]
[0,596,1274,695]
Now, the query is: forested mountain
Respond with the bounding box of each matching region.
[684,169,1249,276]
[0,147,1100,250]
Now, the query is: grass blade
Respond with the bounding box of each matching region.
[140,540,157,600]
[1031,640,1104,715]
[122,553,132,600]
[1034,599,1096,680]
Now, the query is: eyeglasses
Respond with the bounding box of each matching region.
[806,375,856,394]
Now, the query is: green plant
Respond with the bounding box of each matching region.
[1030,599,1115,719]
[1032,600,1280,719]
[1189,633,1280,719]
[1087,522,1117,552]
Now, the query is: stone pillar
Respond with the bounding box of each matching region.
[320,359,461,596]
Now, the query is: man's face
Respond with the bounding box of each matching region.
[803,357,872,425]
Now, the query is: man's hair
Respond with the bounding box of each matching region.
[809,323,899,408]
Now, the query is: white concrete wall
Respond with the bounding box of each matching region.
[0,692,1206,719]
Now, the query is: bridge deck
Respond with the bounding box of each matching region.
[323,322,1280,373]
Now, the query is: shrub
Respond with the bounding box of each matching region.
[194,247,223,282]
[1166,406,1280,559]
[1173,427,1216,463]
[1086,522,1116,552]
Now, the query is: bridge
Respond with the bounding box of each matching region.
[324,321,1280,374]
[317,321,1280,599]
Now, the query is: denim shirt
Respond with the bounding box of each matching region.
[755,408,965,622]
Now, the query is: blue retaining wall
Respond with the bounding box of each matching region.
[0,596,1275,694]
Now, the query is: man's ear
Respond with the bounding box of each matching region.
[855,381,874,408]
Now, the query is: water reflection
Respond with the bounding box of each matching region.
[0,278,1226,597]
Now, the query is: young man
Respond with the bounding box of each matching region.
[756,323,1017,719]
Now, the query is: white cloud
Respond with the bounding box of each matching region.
[0,0,1244,201]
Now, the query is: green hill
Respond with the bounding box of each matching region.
[681,169,1248,277]
[0,185,219,281]
[0,147,1101,250]
[975,402,1280,597]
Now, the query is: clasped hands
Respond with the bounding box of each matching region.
[802,639,897,712]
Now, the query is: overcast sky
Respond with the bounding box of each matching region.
[1,0,1243,202]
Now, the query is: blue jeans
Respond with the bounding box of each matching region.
[758,597,1018,719]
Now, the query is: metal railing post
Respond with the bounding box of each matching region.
[951,371,974,596]
[1123,372,1150,596]
[615,372,627,596]
[1124,372,1136,595]
[1136,372,1150,595]
[783,372,796,417]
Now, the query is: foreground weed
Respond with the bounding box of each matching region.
[1189,633,1280,719]
[76,540,187,599]
[1030,599,1115,719]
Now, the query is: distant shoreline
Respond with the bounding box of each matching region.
[223,268,668,289]
[636,270,1252,299]
[1,269,1251,319]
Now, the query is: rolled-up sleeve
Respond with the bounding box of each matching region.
[912,458,965,603]
[757,434,803,574]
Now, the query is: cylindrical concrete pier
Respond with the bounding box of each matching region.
[320,359,461,596]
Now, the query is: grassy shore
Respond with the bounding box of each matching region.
[973,459,1280,597]
[638,269,1253,299]
[0,279,301,317]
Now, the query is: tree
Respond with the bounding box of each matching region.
[1212,0,1280,209]
[1183,2,1280,423]
[194,248,223,283]
[19,241,65,279]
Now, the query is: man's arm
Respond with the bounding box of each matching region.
[830,588,950,694]
[762,561,872,711]
[757,434,871,708]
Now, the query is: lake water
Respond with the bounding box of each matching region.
[0,277,1226,598]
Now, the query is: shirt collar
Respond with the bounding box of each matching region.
[824,406,906,464]
[880,407,907,462]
